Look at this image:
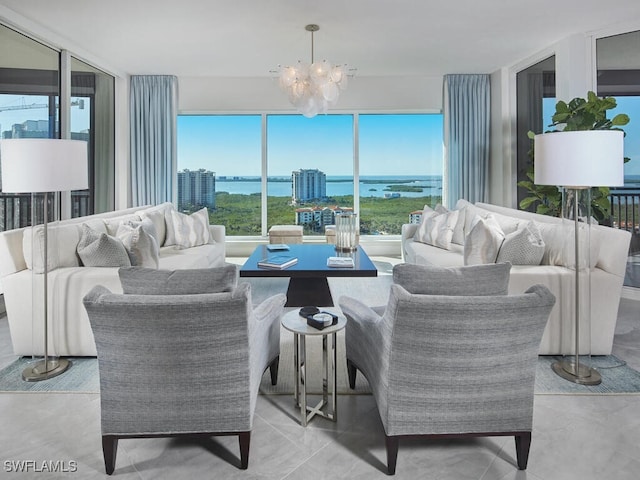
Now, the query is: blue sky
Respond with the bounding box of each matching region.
[0,94,90,134]
[177,114,444,177]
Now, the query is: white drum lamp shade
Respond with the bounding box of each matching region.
[1,138,88,193]
[534,130,624,187]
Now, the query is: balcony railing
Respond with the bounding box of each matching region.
[609,187,640,255]
[0,191,91,231]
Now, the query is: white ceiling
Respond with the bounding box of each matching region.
[1,0,640,78]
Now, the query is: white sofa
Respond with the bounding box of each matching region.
[401,201,631,355]
[0,203,225,356]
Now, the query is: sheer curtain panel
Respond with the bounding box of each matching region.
[443,74,490,209]
[130,75,177,206]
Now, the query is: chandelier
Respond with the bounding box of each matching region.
[276,24,353,118]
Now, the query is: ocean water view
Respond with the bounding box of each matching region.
[216,175,443,199]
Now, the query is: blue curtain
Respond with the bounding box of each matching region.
[443,74,490,209]
[130,75,177,206]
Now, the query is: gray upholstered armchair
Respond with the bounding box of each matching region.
[83,266,285,475]
[339,263,555,475]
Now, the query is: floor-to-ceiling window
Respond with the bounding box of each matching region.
[0,24,59,230]
[358,114,443,234]
[515,55,556,211]
[0,23,115,230]
[177,113,443,237]
[176,115,262,235]
[597,29,640,288]
[70,57,115,216]
[267,114,354,236]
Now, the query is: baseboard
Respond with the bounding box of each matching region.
[621,286,640,301]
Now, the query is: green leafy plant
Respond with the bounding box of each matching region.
[518,91,630,223]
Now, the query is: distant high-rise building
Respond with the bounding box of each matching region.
[292,169,326,203]
[177,169,216,211]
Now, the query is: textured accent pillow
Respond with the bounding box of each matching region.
[496,221,545,265]
[170,208,210,249]
[463,214,505,265]
[77,224,131,267]
[115,222,160,268]
[104,214,141,236]
[119,264,238,295]
[414,209,459,250]
[393,262,511,296]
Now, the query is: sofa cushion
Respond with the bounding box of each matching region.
[116,221,160,268]
[119,263,238,295]
[496,221,545,265]
[392,262,511,296]
[464,214,505,265]
[77,224,131,267]
[170,207,211,249]
[414,208,459,250]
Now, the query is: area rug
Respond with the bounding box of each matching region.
[0,357,98,393]
[535,355,640,394]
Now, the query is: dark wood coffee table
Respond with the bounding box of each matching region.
[239,244,377,307]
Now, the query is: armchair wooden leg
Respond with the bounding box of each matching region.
[239,431,251,469]
[346,359,357,389]
[385,435,399,475]
[102,435,118,475]
[269,356,279,386]
[515,432,531,470]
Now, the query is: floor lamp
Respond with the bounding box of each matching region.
[534,129,624,385]
[0,138,88,382]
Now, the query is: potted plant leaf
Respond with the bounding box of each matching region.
[518,91,630,224]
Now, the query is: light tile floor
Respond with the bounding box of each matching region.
[0,263,639,479]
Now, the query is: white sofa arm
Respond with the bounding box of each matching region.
[209,224,226,258]
[401,223,418,242]
[209,224,225,244]
[400,223,419,261]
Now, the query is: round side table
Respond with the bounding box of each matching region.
[281,309,346,426]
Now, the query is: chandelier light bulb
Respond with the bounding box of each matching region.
[275,24,354,118]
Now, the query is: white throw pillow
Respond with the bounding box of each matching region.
[464,214,505,265]
[414,209,460,250]
[136,202,174,246]
[496,221,545,265]
[163,203,178,246]
[116,222,160,268]
[77,224,131,267]
[170,207,211,249]
[121,217,159,246]
[536,221,567,266]
[452,199,472,245]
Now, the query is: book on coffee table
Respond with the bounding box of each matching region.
[257,254,298,269]
[327,256,354,268]
[266,244,290,251]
